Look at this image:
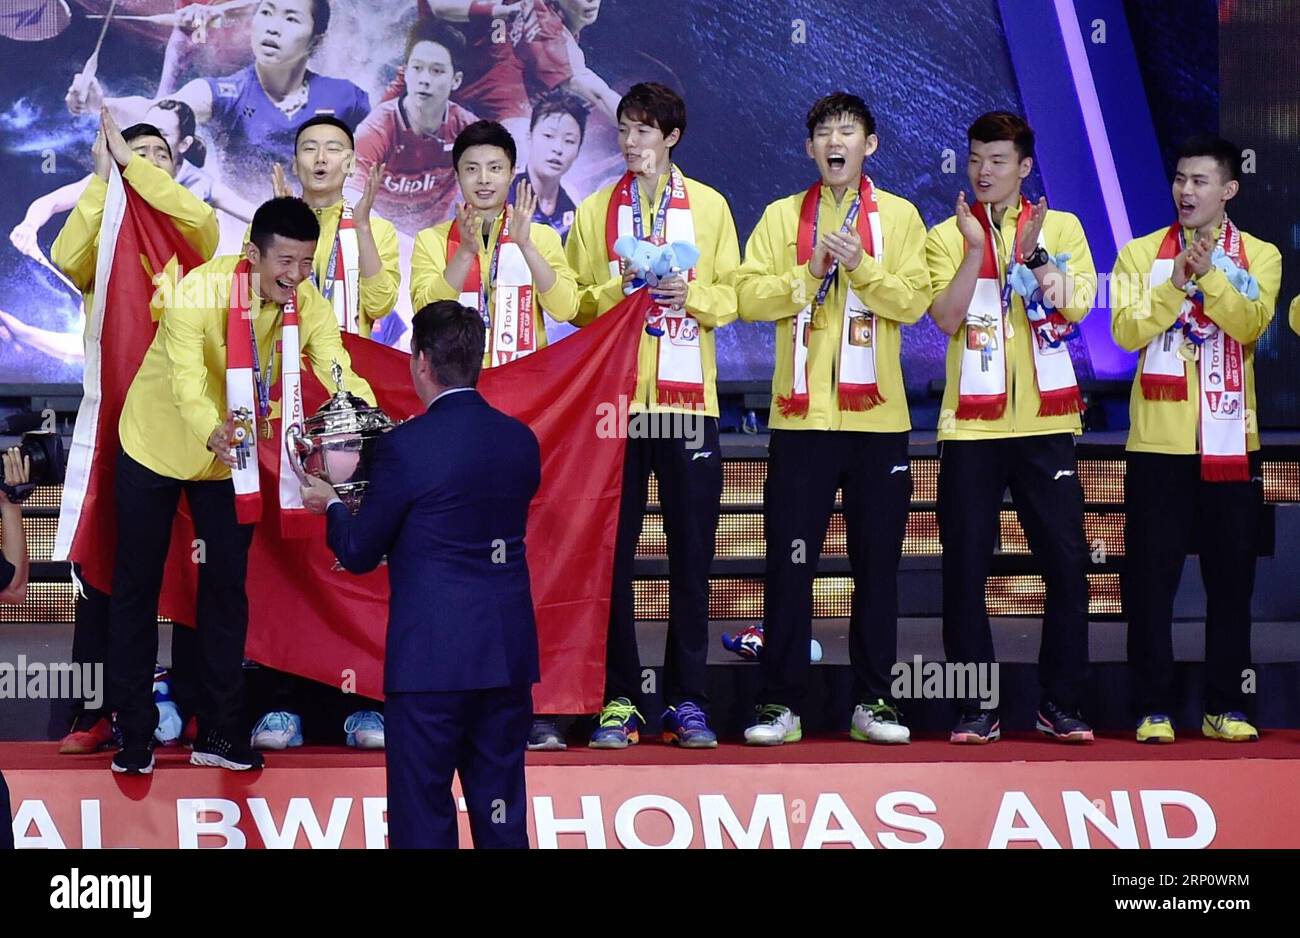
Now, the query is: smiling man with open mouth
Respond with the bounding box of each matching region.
[735,92,932,749]
[1111,135,1282,746]
[926,111,1099,746]
[108,195,375,776]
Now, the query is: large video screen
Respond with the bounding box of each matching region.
[0,0,1046,390]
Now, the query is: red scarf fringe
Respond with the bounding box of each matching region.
[838,386,884,412]
[1037,388,1084,417]
[1140,375,1189,402]
[656,383,706,409]
[1200,455,1250,483]
[777,394,809,418]
[955,396,1006,421]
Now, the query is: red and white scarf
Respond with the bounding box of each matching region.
[447,211,536,366]
[956,198,1082,420]
[1143,220,1250,482]
[604,164,704,408]
[319,201,361,334]
[778,174,883,417]
[224,258,312,533]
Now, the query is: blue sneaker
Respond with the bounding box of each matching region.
[527,718,566,751]
[662,701,718,748]
[250,711,303,750]
[344,710,385,750]
[588,697,642,749]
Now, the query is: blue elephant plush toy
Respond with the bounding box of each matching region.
[613,236,701,336]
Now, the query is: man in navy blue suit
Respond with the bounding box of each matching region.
[300,300,542,849]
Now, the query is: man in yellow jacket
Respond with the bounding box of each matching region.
[410,119,579,753]
[274,115,401,340]
[247,114,402,753]
[565,82,738,749]
[1111,135,1281,745]
[410,120,578,369]
[51,108,219,757]
[926,112,1098,745]
[735,93,930,747]
[107,197,374,776]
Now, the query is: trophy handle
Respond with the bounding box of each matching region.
[285,422,311,485]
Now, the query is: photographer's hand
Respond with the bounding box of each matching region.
[0,447,30,604]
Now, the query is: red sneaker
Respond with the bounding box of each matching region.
[58,714,114,754]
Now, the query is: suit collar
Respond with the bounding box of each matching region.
[426,387,482,412]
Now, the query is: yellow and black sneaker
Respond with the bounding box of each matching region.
[1202,712,1259,742]
[1136,714,1175,743]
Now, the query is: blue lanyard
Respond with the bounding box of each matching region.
[474,216,508,329]
[247,301,275,420]
[630,171,674,244]
[812,188,862,308]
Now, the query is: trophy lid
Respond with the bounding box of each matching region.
[321,358,368,414]
[304,357,393,434]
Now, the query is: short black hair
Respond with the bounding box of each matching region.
[412,300,484,389]
[529,87,589,142]
[404,16,466,69]
[1176,134,1243,182]
[121,122,172,160]
[452,120,517,171]
[249,196,320,253]
[255,0,331,42]
[617,82,686,153]
[805,92,875,139]
[295,114,354,149]
[968,111,1035,161]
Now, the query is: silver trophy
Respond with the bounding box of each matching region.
[286,360,395,512]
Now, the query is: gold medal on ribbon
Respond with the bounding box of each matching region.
[261,416,273,440]
[1177,340,1199,363]
[811,302,827,330]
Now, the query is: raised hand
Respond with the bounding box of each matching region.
[1172,249,1192,290]
[354,161,384,225]
[808,237,835,279]
[100,108,134,167]
[510,178,536,248]
[1187,236,1214,277]
[271,163,295,198]
[92,129,112,180]
[454,201,483,254]
[1017,196,1048,259]
[2,447,30,487]
[955,190,986,250]
[824,227,864,271]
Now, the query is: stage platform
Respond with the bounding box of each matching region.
[6,616,1300,741]
[6,734,1299,849]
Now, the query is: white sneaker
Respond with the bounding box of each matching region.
[744,705,802,745]
[850,700,910,744]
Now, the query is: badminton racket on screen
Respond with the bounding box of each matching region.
[0,0,72,40]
